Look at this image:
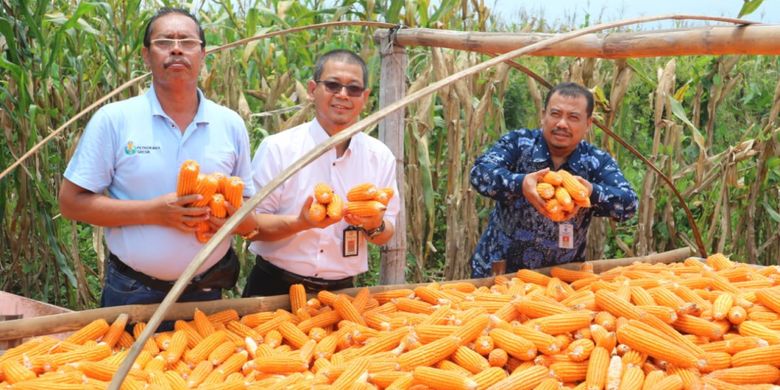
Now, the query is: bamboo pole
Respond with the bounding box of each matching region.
[108,15,753,389]
[0,247,694,341]
[376,29,408,285]
[392,23,780,58]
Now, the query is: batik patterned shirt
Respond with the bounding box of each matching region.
[470,128,638,277]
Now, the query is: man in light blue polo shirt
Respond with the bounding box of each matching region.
[59,8,254,308]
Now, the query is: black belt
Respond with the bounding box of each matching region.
[254,256,353,292]
[108,253,224,293]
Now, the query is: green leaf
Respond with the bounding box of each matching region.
[738,0,764,18]
[386,0,404,23]
[763,199,780,223]
[767,156,780,170]
[669,96,705,152]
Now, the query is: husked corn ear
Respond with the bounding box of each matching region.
[555,187,574,212]
[345,200,386,218]
[308,201,327,222]
[755,288,780,314]
[177,160,200,196]
[290,284,308,314]
[730,344,780,367]
[2,359,36,384]
[586,346,609,390]
[413,366,478,390]
[545,198,562,215]
[615,324,701,369]
[558,170,589,202]
[209,193,227,218]
[376,188,393,205]
[347,183,378,201]
[327,193,344,220]
[398,335,461,370]
[489,328,537,361]
[486,364,549,390]
[191,173,220,207]
[184,330,228,365]
[102,313,129,348]
[707,364,780,384]
[66,318,110,344]
[536,183,555,199]
[223,176,244,207]
[194,308,216,337]
[542,171,564,186]
[314,183,334,204]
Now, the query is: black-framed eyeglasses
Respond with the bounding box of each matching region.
[150,38,203,51]
[316,80,365,97]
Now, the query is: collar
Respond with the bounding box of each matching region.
[532,128,587,173]
[146,85,209,126]
[309,118,358,156]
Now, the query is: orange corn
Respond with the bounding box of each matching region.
[308,201,327,222]
[176,160,200,196]
[555,186,575,212]
[184,330,227,365]
[192,173,220,207]
[290,284,308,314]
[345,199,385,218]
[615,324,700,369]
[333,294,365,326]
[327,193,344,220]
[707,364,780,384]
[488,364,549,390]
[65,319,110,345]
[536,182,555,200]
[193,308,216,337]
[398,335,461,370]
[209,193,227,218]
[223,176,244,207]
[347,183,378,201]
[278,321,310,349]
[413,366,478,390]
[559,170,589,202]
[489,328,537,361]
[542,171,563,186]
[585,346,609,390]
[314,183,334,204]
[164,330,188,365]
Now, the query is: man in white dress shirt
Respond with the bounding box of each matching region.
[238,49,400,296]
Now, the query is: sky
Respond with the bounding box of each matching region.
[488,0,780,28]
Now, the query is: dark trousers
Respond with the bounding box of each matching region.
[242,255,354,297]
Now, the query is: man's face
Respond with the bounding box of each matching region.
[541,92,592,153]
[307,60,369,134]
[141,13,204,88]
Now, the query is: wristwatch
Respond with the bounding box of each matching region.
[362,220,386,239]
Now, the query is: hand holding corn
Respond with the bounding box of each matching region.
[303,183,344,228]
[343,183,391,231]
[526,168,592,222]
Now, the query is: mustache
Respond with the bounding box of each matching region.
[551,128,571,137]
[164,57,190,68]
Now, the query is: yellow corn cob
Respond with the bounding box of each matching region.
[162,330,187,365]
[673,314,724,339]
[65,318,110,345]
[591,326,617,351]
[253,315,290,337]
[708,364,780,384]
[555,186,575,212]
[184,330,227,365]
[2,359,36,384]
[193,308,216,337]
[452,314,489,345]
[290,284,308,314]
[512,324,561,355]
[473,335,495,356]
[701,377,771,390]
[594,311,617,331]
[174,319,203,348]
[488,348,509,367]
[164,370,188,390]
[32,343,112,372]
[206,309,238,325]
[186,360,213,388]
[755,289,780,315]
[629,287,658,307]
[544,198,562,215]
[225,320,262,344]
[533,378,562,390]
[438,359,473,375]
[542,171,563,186]
[209,193,227,218]
[326,193,344,220]
[132,323,160,354]
[452,345,490,374]
[331,357,369,390]
[487,364,553,390]
[347,183,379,201]
[100,313,129,348]
[115,330,134,349]
[489,328,537,361]
[278,320,311,349]
[345,199,386,218]
[536,182,556,200]
[738,321,780,344]
[595,289,644,320]
[314,183,334,204]
[618,365,644,390]
[215,350,247,377]
[585,346,609,389]
[252,355,309,373]
[394,297,436,314]
[333,294,365,326]
[615,324,700,369]
[398,335,461,370]
[240,311,276,328]
[468,366,507,390]
[706,253,733,271]
[191,173,220,207]
[375,188,393,205]
[298,310,342,334]
[727,305,747,325]
[308,201,327,222]
[566,338,595,362]
[413,366,478,390]
[558,170,589,202]
[699,351,732,373]
[176,160,200,196]
[372,289,415,303]
[536,311,592,335]
[730,344,780,367]
[352,327,409,358]
[206,340,235,366]
[385,372,415,390]
[77,360,120,381]
[223,176,244,207]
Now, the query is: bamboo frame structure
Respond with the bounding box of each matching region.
[391,23,778,58]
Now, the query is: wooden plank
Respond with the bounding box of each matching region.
[0,247,694,341]
[390,25,780,58]
[376,30,408,285]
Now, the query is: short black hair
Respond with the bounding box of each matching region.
[313,49,368,87]
[544,82,594,117]
[143,8,206,49]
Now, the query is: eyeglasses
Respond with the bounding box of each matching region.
[316,80,365,97]
[150,38,203,51]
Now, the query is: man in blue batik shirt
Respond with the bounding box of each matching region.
[470,82,638,277]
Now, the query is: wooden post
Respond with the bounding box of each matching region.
[376,30,407,285]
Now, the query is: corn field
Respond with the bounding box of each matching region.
[1,0,778,309]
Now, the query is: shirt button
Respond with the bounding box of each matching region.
[332,163,335,166]
[320,249,324,253]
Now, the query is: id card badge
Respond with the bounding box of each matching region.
[343,226,360,257]
[559,223,574,249]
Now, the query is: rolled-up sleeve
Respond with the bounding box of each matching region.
[470,132,527,203]
[589,153,638,221]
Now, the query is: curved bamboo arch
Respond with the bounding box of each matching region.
[490,57,708,256]
[107,14,756,389]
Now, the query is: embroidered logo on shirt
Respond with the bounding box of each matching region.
[124,140,161,155]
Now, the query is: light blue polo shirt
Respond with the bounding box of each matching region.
[64,86,255,281]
